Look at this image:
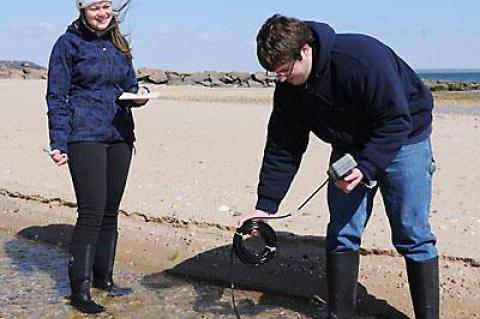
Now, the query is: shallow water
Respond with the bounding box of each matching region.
[0,230,329,319]
[435,106,480,115]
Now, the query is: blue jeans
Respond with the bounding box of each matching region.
[326,138,438,261]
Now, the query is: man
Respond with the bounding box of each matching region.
[237,14,439,319]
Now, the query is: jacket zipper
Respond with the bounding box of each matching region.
[100,39,115,141]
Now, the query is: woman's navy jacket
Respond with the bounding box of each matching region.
[256,22,433,213]
[46,19,138,153]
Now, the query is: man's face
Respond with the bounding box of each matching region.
[273,45,312,86]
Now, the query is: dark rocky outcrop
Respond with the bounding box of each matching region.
[1,61,479,91]
[422,79,480,91]
[136,69,480,90]
[137,67,168,84]
[0,60,48,80]
[136,69,276,88]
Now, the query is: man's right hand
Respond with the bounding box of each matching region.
[235,209,271,229]
[49,149,69,166]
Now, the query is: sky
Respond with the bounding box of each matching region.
[0,0,479,72]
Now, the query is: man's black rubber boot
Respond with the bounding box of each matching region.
[406,256,439,319]
[69,244,104,313]
[93,231,133,297]
[327,250,360,319]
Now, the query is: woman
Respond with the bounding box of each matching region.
[46,0,148,313]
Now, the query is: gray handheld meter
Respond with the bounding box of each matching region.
[327,153,358,180]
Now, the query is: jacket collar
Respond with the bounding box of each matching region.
[304,21,336,104]
[67,18,110,40]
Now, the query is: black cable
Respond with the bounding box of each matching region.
[230,177,330,318]
[232,177,329,265]
[233,220,278,265]
[230,245,241,319]
[230,221,278,318]
[297,177,329,211]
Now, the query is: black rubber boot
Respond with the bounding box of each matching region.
[69,244,104,313]
[93,231,133,297]
[406,256,439,319]
[327,250,360,319]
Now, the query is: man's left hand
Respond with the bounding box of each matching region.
[335,168,363,194]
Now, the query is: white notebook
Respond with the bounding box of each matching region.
[118,92,160,100]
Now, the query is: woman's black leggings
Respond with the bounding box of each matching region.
[67,142,132,247]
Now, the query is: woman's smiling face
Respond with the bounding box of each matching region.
[83,1,113,31]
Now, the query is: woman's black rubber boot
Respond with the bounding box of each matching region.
[69,244,105,313]
[93,231,133,297]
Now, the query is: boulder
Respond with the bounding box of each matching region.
[428,82,449,91]
[166,72,184,85]
[252,72,268,84]
[208,71,226,82]
[188,72,209,84]
[246,79,265,88]
[137,68,168,84]
[226,71,251,83]
[210,79,229,87]
[8,69,24,79]
[23,67,47,79]
[218,75,235,85]
[0,64,8,79]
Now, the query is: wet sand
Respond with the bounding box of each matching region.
[1,188,479,318]
[0,228,330,319]
[0,80,479,318]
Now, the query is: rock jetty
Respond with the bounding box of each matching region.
[1,61,479,91]
[0,60,47,80]
[136,68,277,88]
[422,79,480,91]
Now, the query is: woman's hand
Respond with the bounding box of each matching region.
[49,149,69,166]
[132,86,150,107]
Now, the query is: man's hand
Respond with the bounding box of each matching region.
[335,168,363,194]
[132,86,150,106]
[49,149,69,166]
[236,209,271,229]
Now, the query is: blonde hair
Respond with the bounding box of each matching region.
[108,16,133,60]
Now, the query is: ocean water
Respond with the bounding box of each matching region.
[416,71,480,83]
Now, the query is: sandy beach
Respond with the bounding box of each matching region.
[0,79,479,318]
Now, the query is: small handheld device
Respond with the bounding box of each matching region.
[327,153,358,180]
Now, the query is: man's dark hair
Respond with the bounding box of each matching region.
[256,14,315,71]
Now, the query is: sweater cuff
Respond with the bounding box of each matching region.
[50,142,68,155]
[357,160,377,183]
[255,196,280,214]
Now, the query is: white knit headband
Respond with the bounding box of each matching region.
[76,0,112,10]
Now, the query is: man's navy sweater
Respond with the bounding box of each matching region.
[256,22,433,213]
